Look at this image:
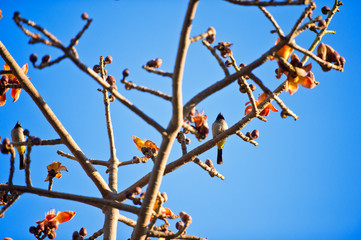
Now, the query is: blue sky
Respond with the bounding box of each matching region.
[1,1,360,239]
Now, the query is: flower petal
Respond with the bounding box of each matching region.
[47,161,61,171]
[0,94,6,106]
[132,136,144,151]
[55,172,62,179]
[298,76,316,89]
[22,63,29,75]
[260,108,270,117]
[144,140,159,151]
[267,103,279,113]
[244,105,253,115]
[10,88,21,103]
[302,63,312,72]
[287,81,299,95]
[58,165,68,172]
[54,211,76,224]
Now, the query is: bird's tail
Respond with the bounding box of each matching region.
[19,154,25,170]
[217,148,223,165]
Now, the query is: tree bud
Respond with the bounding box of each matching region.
[29,53,38,63]
[79,227,87,237]
[81,12,89,20]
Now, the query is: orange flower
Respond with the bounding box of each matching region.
[284,63,316,95]
[36,208,75,229]
[245,93,278,117]
[133,136,159,156]
[271,38,294,79]
[45,161,68,182]
[1,63,28,106]
[184,109,209,140]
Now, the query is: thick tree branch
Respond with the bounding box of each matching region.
[131,1,199,239]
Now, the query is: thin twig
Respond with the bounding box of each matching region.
[25,137,33,187]
[289,2,315,39]
[142,66,173,78]
[57,150,109,166]
[33,55,66,69]
[121,78,172,101]
[225,0,311,7]
[189,27,215,43]
[293,16,322,37]
[8,149,15,186]
[0,184,140,214]
[201,40,229,76]
[84,228,104,240]
[236,131,258,146]
[12,138,63,147]
[118,214,137,227]
[193,158,225,180]
[258,6,285,37]
[0,192,21,217]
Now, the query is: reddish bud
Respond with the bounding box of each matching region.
[317,20,326,29]
[93,65,100,73]
[317,43,327,61]
[245,132,252,139]
[23,129,30,136]
[48,230,56,239]
[104,56,113,65]
[29,226,37,234]
[179,211,192,224]
[32,137,42,145]
[205,159,213,168]
[29,53,38,63]
[206,35,215,44]
[123,69,130,78]
[339,56,346,68]
[280,110,288,119]
[79,227,87,237]
[41,55,51,64]
[108,95,115,102]
[321,6,330,15]
[176,221,185,230]
[81,13,89,20]
[185,138,191,145]
[251,129,259,139]
[106,75,116,85]
[249,84,256,92]
[73,231,80,240]
[133,187,142,195]
[225,60,232,67]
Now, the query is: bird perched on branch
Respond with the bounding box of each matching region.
[11,121,26,170]
[212,113,228,165]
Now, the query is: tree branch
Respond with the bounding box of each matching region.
[225,0,311,7]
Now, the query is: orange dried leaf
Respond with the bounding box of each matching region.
[11,88,21,103]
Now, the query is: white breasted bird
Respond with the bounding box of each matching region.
[11,122,26,170]
[212,113,228,164]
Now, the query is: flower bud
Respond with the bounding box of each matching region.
[321,6,330,15]
[280,110,288,119]
[133,187,142,195]
[179,211,192,224]
[29,226,37,234]
[106,75,116,85]
[251,129,259,139]
[225,60,232,67]
[317,20,326,29]
[93,65,101,73]
[185,138,191,145]
[249,84,256,92]
[1,75,9,85]
[37,223,45,232]
[339,56,346,68]
[13,12,20,18]
[317,43,327,61]
[206,35,215,44]
[29,53,38,63]
[108,95,115,102]
[123,69,130,78]
[79,227,87,237]
[73,231,80,240]
[245,132,252,139]
[41,55,51,64]
[48,229,56,239]
[176,221,185,230]
[81,12,89,20]
[104,56,113,65]
[205,159,213,168]
[160,192,168,202]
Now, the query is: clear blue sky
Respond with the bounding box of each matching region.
[1,1,360,239]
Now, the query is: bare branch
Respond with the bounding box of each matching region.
[190,27,215,43]
[121,78,172,101]
[225,0,311,7]
[142,66,173,78]
[258,6,285,37]
[201,40,230,76]
[0,184,140,214]
[84,229,104,240]
[236,131,258,146]
[12,138,63,147]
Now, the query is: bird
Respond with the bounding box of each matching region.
[212,113,228,164]
[11,121,26,170]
